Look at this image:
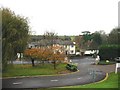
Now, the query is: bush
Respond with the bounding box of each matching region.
[99,45,120,61]
[66,63,77,72]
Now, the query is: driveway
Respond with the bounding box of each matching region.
[2,56,109,88]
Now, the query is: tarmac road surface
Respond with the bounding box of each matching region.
[2,56,106,88]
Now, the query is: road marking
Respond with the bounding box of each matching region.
[13,82,22,85]
[51,80,58,82]
[77,78,81,79]
[13,77,17,78]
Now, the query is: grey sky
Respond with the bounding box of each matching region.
[0,0,119,35]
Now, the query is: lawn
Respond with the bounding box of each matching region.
[98,60,116,65]
[2,63,70,77]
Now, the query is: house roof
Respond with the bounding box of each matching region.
[29,39,75,46]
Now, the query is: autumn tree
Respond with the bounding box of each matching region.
[24,45,66,69]
[24,48,40,67]
[2,8,29,70]
[43,31,66,69]
[24,31,66,68]
[48,45,66,69]
[38,47,53,65]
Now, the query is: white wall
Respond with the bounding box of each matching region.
[28,43,35,48]
[64,45,76,55]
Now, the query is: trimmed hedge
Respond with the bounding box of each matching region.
[99,45,120,60]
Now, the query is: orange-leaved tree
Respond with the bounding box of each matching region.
[24,47,53,67]
[24,45,66,68]
[24,48,40,66]
[48,45,66,69]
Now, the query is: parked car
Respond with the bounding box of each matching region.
[114,57,120,63]
[66,63,77,72]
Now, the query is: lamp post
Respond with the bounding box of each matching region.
[89,68,96,82]
[115,30,120,74]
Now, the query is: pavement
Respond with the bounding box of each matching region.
[2,56,115,88]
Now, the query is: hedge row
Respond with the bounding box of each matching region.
[99,45,120,60]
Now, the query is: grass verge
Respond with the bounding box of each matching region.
[98,60,116,65]
[2,63,70,77]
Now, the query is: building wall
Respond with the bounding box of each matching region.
[69,45,76,54]
[28,42,76,55]
[28,43,36,48]
[64,44,76,55]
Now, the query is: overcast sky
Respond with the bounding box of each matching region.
[0,0,119,35]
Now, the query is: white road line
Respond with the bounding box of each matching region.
[13,82,22,85]
[51,80,58,82]
[77,78,81,79]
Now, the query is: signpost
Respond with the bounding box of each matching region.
[115,57,120,74]
[95,55,100,65]
[88,68,102,82]
[115,63,120,74]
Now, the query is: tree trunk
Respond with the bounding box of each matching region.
[53,61,56,69]
[20,53,21,61]
[42,60,45,65]
[31,58,35,67]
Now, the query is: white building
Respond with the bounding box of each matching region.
[63,42,76,55]
[28,40,76,55]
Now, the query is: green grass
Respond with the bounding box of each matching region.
[98,60,116,65]
[3,63,70,77]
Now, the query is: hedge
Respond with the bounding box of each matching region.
[99,45,120,60]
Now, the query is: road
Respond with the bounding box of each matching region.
[2,56,106,88]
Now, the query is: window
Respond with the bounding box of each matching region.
[71,45,74,47]
[71,50,74,53]
[66,45,67,48]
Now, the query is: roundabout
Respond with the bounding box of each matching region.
[2,57,107,88]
